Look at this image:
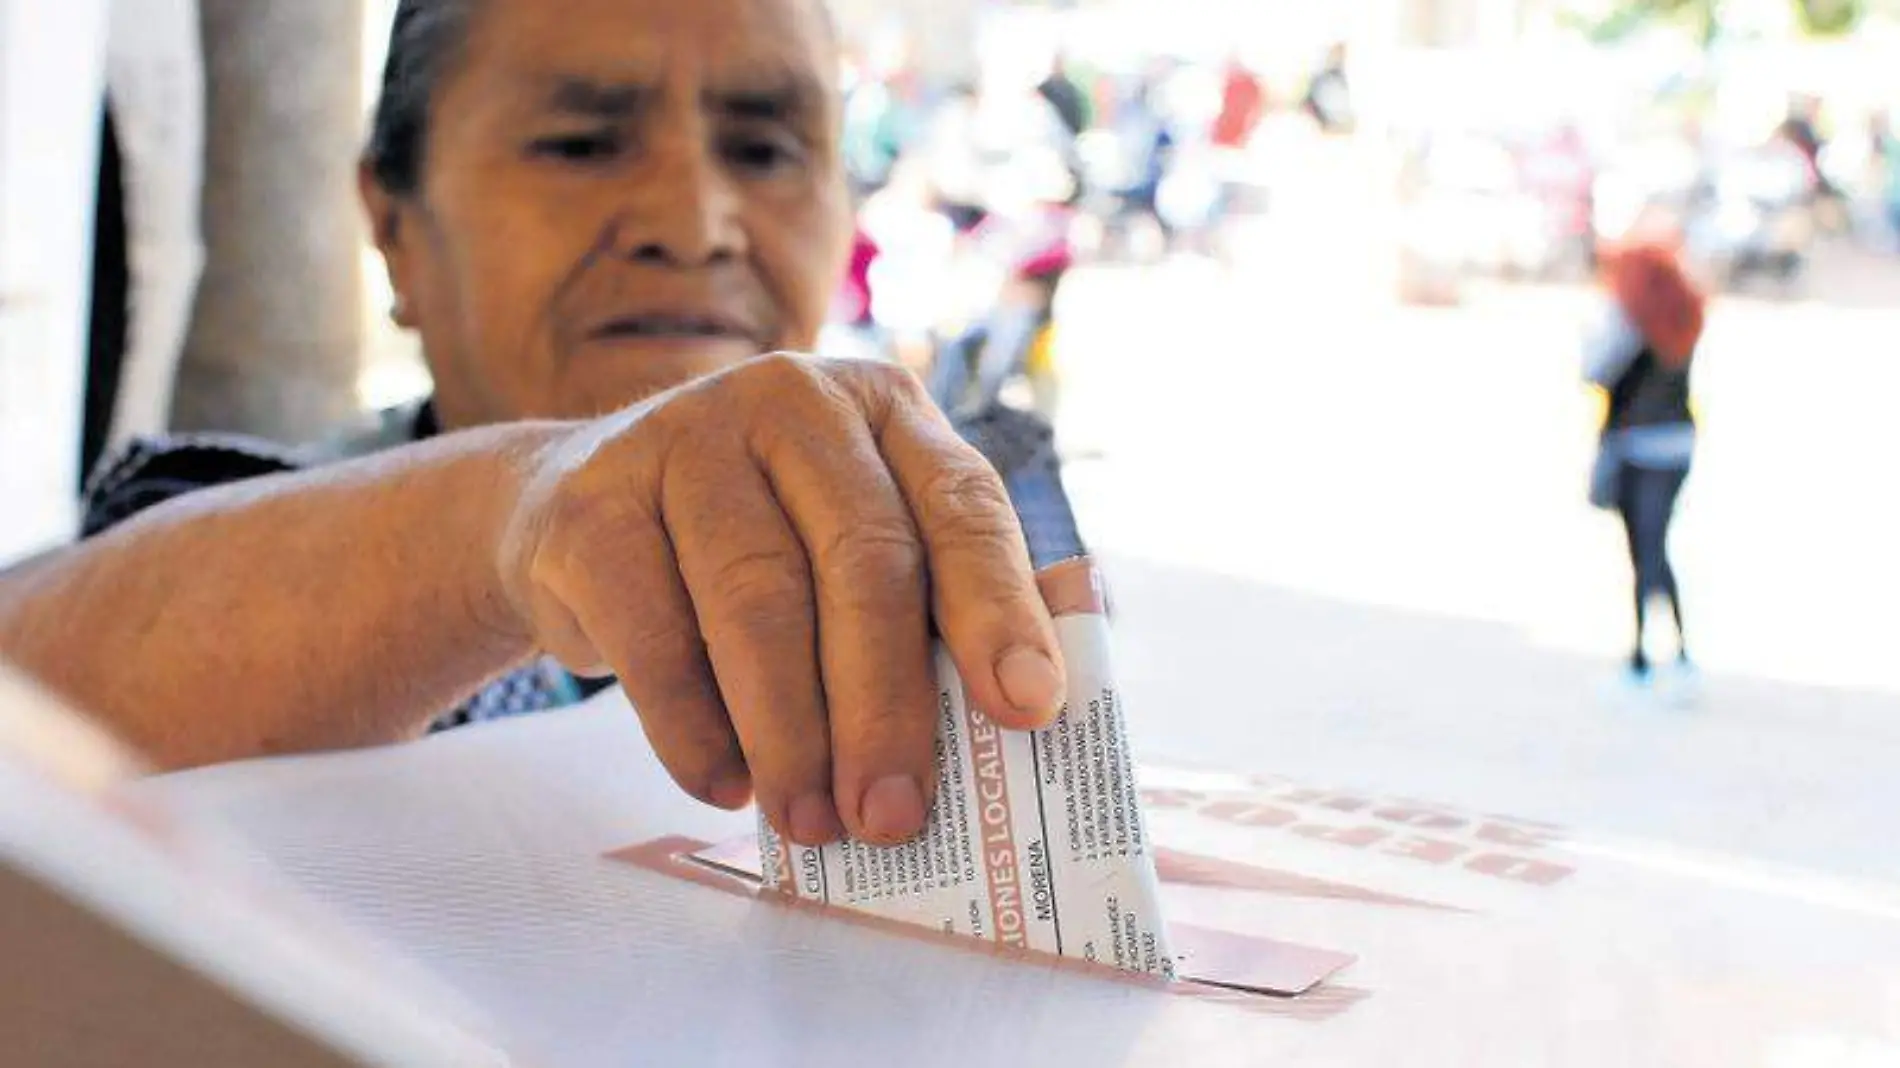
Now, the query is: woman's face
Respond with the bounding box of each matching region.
[367,0,851,426]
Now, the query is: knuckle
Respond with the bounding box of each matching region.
[705,546,814,630]
[540,433,664,534]
[622,616,710,682]
[841,358,924,413]
[539,487,650,583]
[820,513,922,569]
[638,393,694,442]
[890,363,932,405]
[531,496,609,586]
[917,462,1018,542]
[736,353,859,430]
[544,477,618,537]
[745,351,821,394]
[817,521,925,609]
[849,357,916,394]
[643,395,718,458]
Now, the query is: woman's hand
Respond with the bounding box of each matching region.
[496,354,1065,847]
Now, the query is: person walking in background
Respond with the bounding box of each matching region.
[1036,51,1093,208]
[1104,66,1178,256]
[1302,43,1354,136]
[1779,95,1825,182]
[1585,238,1707,688]
[1211,55,1265,155]
[1208,54,1267,224]
[1036,52,1093,143]
[1874,110,1900,253]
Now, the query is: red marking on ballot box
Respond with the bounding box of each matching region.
[966,687,1027,948]
[1145,785,1579,889]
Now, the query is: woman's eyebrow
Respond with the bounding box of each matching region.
[540,76,651,118]
[525,70,828,123]
[703,73,827,122]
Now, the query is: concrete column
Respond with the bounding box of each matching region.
[104,0,208,453]
[173,0,365,442]
[0,0,108,560]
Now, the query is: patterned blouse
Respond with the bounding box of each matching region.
[82,400,1085,729]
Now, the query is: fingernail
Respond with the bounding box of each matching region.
[996,646,1064,720]
[709,770,753,811]
[860,775,928,843]
[788,791,845,846]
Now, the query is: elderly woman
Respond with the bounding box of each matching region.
[0,0,1081,851]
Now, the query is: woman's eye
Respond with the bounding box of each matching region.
[528,132,622,164]
[723,133,803,175]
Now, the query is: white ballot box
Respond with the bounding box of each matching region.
[109,686,1900,1068]
[0,668,509,1067]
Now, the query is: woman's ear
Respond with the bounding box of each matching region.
[358,161,418,328]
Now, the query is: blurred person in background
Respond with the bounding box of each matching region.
[1701,124,1815,290]
[1094,65,1178,259]
[1584,237,1708,688]
[953,72,1074,227]
[1780,95,1824,173]
[1519,122,1598,279]
[1302,42,1353,137]
[1780,93,1855,237]
[1036,51,1093,144]
[841,52,925,197]
[1145,60,1226,257]
[918,199,1077,570]
[907,62,1078,425]
[857,156,960,369]
[838,225,880,331]
[1212,55,1265,154]
[927,211,1073,424]
[1036,51,1094,209]
[814,218,884,363]
[1875,110,1900,252]
[921,82,989,232]
[1209,53,1267,222]
[21,0,1084,825]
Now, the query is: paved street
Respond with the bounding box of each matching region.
[1055,234,1900,888]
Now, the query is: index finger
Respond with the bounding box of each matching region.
[845,366,1066,731]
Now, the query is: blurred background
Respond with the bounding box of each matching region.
[5,0,1900,882]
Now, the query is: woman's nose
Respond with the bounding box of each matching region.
[611,126,746,269]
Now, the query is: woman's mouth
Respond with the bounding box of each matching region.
[590,313,756,343]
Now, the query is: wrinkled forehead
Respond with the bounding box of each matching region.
[455,0,839,112]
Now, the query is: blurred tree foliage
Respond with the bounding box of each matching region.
[1792,0,1867,33]
[1561,0,1866,45]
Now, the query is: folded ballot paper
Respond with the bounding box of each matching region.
[759,558,1177,979]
